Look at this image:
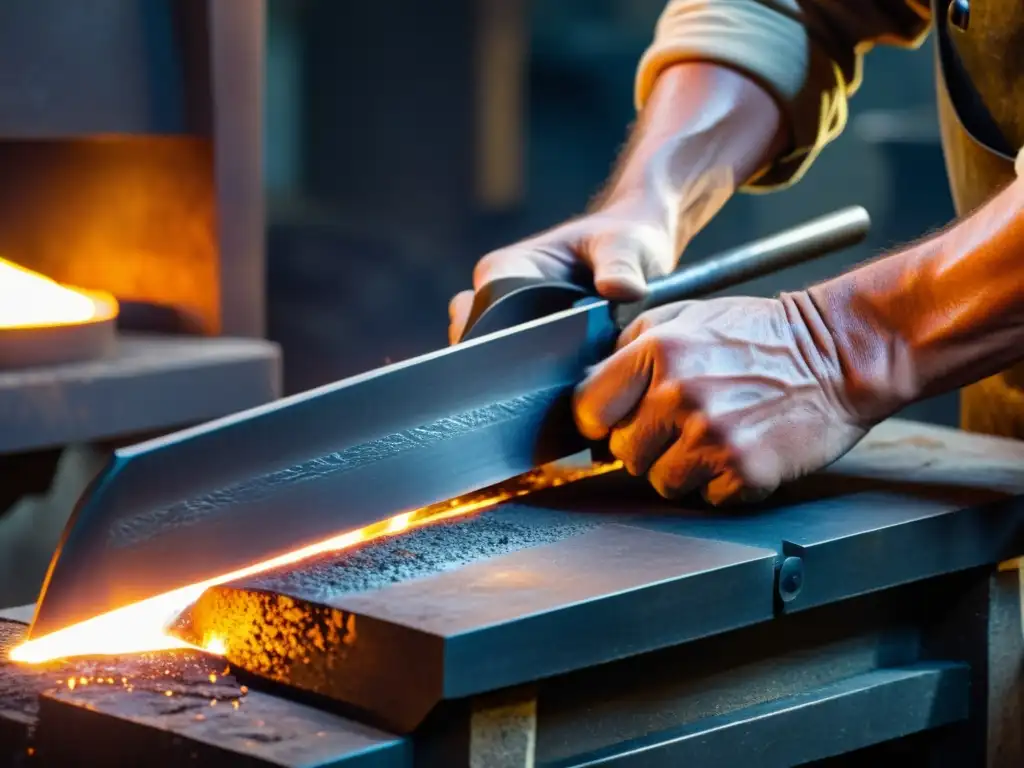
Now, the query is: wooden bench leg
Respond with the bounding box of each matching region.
[469,687,537,768]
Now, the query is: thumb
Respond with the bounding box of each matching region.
[590,244,648,301]
[588,226,675,301]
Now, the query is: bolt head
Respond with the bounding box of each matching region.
[778,556,805,603]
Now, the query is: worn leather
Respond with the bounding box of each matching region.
[933,0,1024,436]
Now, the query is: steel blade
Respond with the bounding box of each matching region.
[29,301,618,638]
[30,206,870,639]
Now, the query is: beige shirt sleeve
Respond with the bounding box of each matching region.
[635,0,933,189]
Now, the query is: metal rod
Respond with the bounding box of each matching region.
[615,205,871,329]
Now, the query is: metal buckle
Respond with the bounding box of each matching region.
[948,0,970,31]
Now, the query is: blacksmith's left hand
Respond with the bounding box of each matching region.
[573,294,876,505]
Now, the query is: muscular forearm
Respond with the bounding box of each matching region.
[634,0,930,191]
[598,62,786,251]
[796,177,1024,422]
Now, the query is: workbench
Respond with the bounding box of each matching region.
[3,418,1024,767]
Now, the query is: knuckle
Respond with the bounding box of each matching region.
[649,462,686,500]
[607,430,637,474]
[701,416,736,453]
[649,473,673,499]
[449,289,472,313]
[638,330,679,370]
[473,250,507,284]
[571,404,601,441]
[572,388,612,441]
[725,450,777,496]
[709,480,773,508]
[701,471,746,507]
[653,476,684,500]
[629,314,655,339]
[620,305,690,350]
[657,380,690,412]
[632,308,672,337]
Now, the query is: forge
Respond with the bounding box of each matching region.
[0,0,278,610]
[0,258,119,369]
[6,419,1024,767]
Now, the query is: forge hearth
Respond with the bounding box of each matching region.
[0,0,271,369]
[0,0,279,610]
[0,0,264,338]
[0,258,119,370]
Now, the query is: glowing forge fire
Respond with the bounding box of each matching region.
[0,257,117,328]
[9,461,622,665]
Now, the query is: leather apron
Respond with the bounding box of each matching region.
[933,0,1024,437]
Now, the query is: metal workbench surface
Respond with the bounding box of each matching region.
[5,417,1024,767]
[176,419,1024,733]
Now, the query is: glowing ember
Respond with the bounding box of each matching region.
[9,461,621,664]
[205,637,228,656]
[0,257,116,328]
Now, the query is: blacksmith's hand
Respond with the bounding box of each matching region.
[448,198,678,344]
[573,294,876,505]
[448,62,786,344]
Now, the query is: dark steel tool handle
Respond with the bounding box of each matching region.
[611,205,871,328]
[459,206,871,342]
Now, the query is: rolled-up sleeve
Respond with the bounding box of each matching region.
[635,0,933,189]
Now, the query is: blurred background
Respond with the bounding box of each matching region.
[263,0,957,425]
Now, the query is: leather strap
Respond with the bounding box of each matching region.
[933,0,1015,160]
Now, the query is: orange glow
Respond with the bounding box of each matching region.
[9,461,621,665]
[0,257,118,328]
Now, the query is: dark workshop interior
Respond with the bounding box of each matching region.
[2,1,1023,767]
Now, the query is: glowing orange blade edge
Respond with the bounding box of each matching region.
[10,462,621,664]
